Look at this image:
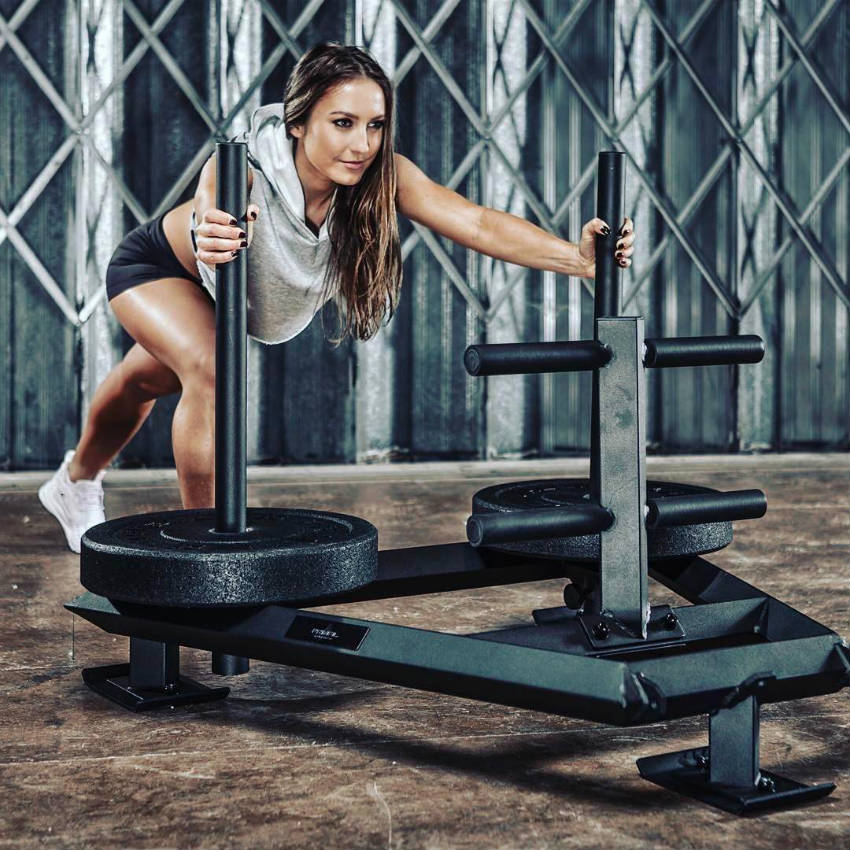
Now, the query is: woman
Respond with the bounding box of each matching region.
[39,42,635,553]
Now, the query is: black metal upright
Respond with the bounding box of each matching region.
[215,142,248,534]
[590,150,625,501]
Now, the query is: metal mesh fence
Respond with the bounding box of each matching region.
[1,0,847,468]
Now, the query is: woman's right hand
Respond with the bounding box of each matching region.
[194,205,260,265]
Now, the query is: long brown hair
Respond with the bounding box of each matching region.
[284,42,402,344]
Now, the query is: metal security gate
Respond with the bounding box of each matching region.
[1,0,847,470]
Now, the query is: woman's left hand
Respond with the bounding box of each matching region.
[578,216,635,279]
[245,203,261,246]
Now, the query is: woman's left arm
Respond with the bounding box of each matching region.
[394,153,634,280]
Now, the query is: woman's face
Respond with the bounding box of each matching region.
[291,77,387,188]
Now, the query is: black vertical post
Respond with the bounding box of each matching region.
[709,695,760,789]
[590,151,625,502]
[215,142,248,534]
[593,151,625,319]
[129,637,180,691]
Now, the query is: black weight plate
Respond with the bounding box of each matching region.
[81,507,377,607]
[471,479,732,561]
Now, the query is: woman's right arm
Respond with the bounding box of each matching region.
[193,154,259,265]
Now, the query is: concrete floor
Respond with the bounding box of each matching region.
[1,454,848,850]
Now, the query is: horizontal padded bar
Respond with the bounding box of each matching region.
[464,341,610,376]
[644,335,764,368]
[467,505,614,547]
[646,490,767,529]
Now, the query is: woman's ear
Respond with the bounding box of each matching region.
[289,124,304,139]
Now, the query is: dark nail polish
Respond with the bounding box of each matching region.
[229,218,237,226]
[615,250,623,258]
[240,240,247,248]
[601,225,611,236]
[616,241,624,250]
[231,250,238,256]
[238,230,246,239]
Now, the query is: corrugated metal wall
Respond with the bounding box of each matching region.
[1,0,848,470]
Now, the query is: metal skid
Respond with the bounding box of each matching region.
[66,307,850,814]
[68,536,847,815]
[66,151,849,814]
[65,313,849,814]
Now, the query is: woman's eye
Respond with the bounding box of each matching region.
[333,119,385,129]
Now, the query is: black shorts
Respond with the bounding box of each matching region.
[105,213,205,301]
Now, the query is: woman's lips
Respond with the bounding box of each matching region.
[340,160,366,170]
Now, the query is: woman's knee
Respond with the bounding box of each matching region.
[119,344,182,401]
[180,349,216,392]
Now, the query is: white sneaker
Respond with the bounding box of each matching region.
[38,449,106,553]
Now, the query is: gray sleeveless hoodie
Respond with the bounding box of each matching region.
[193,104,336,344]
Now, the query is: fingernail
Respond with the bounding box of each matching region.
[229,218,237,226]
[616,241,624,250]
[231,250,238,256]
[250,211,257,219]
[601,225,611,236]
[240,240,247,248]
[238,230,246,239]
[615,250,623,258]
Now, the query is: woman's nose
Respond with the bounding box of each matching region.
[350,128,370,154]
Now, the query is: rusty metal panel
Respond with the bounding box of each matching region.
[354,0,401,461]
[616,0,661,447]
[394,0,485,459]
[546,0,613,454]
[76,0,126,472]
[776,0,850,448]
[265,0,360,464]
[0,0,77,470]
[736,0,781,451]
[481,0,533,458]
[110,0,211,468]
[653,0,736,451]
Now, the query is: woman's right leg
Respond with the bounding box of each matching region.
[108,277,218,508]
